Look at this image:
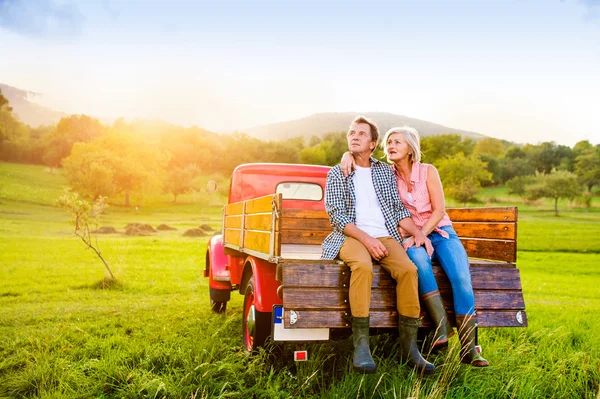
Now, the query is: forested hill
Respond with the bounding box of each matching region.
[0,83,66,127]
[242,112,487,141]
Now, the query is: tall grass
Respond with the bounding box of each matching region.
[1,162,599,398]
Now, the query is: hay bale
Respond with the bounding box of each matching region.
[183,228,206,237]
[124,226,151,236]
[199,224,214,232]
[92,226,117,234]
[124,223,156,232]
[156,224,177,231]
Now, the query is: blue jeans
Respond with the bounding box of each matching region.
[406,225,475,315]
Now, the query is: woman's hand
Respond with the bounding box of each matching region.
[340,151,355,177]
[403,231,434,257]
[402,236,415,252]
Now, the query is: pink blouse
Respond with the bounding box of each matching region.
[393,162,452,238]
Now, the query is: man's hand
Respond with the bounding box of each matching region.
[362,236,389,261]
[340,152,355,177]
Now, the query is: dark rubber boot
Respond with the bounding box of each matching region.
[422,291,455,349]
[352,317,377,374]
[456,315,489,367]
[398,315,435,375]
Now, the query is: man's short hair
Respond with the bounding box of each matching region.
[350,115,379,144]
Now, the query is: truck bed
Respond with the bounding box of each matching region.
[222,193,527,330]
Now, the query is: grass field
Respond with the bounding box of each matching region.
[1,162,599,398]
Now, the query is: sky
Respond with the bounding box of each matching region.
[1,0,599,146]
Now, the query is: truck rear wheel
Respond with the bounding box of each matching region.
[242,276,271,354]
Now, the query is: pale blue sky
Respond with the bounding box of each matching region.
[1,0,599,145]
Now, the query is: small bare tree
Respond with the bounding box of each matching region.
[56,189,115,281]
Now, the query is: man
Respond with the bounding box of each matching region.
[322,115,435,375]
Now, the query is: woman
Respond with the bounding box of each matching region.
[341,126,488,367]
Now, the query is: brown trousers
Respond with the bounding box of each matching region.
[338,236,420,318]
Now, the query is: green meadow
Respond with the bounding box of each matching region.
[0,162,599,398]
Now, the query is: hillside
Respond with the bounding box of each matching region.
[242,112,487,141]
[0,83,67,127]
[2,82,486,141]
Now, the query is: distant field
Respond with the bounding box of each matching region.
[1,162,599,398]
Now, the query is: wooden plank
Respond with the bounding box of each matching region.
[461,238,516,262]
[282,217,332,231]
[245,194,276,214]
[473,290,525,310]
[283,286,524,311]
[283,309,527,329]
[281,230,330,245]
[243,230,271,254]
[273,194,282,257]
[245,213,273,231]
[447,207,517,222]
[224,215,242,229]
[283,287,394,310]
[223,228,241,248]
[470,268,522,290]
[224,202,244,216]
[280,234,516,260]
[282,262,395,288]
[476,310,528,327]
[282,263,522,291]
[282,209,329,219]
[452,222,516,240]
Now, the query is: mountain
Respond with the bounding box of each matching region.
[0,83,67,127]
[242,112,487,141]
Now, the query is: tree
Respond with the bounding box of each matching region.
[506,175,536,199]
[474,137,505,158]
[526,170,582,216]
[0,89,25,152]
[436,153,492,205]
[163,164,201,203]
[56,189,115,283]
[298,131,347,166]
[525,142,571,174]
[500,157,535,183]
[505,145,527,160]
[63,132,169,206]
[479,154,502,186]
[574,146,600,192]
[42,115,106,169]
[300,145,328,165]
[421,134,475,165]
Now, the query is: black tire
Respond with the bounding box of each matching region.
[242,276,271,354]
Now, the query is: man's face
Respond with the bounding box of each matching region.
[347,122,376,155]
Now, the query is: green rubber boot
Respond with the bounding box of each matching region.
[397,315,435,375]
[422,291,455,349]
[352,317,377,374]
[456,315,489,367]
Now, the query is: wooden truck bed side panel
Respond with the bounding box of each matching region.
[280,207,517,263]
[223,194,282,260]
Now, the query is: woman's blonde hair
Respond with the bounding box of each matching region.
[383,126,422,163]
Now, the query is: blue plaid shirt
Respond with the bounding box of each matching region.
[321,157,412,260]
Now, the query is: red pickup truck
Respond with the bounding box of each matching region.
[204,163,527,357]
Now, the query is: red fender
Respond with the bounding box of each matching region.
[206,234,232,291]
[243,256,282,312]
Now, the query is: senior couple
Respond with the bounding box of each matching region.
[321,115,488,375]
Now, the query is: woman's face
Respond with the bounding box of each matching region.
[386,133,411,163]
